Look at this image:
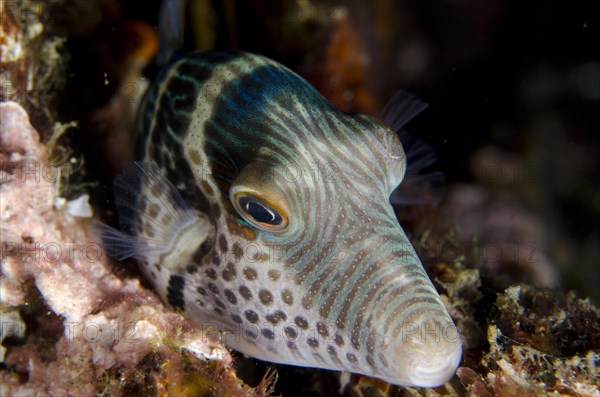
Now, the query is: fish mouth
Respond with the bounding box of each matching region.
[406,342,463,387]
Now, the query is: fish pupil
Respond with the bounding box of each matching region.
[240,197,282,225]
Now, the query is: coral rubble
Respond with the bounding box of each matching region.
[0,102,264,396]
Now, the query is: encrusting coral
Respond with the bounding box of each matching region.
[0,101,272,396]
[0,2,272,395]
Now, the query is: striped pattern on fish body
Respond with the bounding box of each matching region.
[102,51,462,387]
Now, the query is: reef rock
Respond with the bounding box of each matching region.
[0,101,263,397]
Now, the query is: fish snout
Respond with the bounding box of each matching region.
[389,316,462,387]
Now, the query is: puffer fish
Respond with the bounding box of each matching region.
[99,51,462,387]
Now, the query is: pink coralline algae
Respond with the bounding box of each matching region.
[0,101,262,397]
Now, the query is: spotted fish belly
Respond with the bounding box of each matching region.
[100,51,462,387]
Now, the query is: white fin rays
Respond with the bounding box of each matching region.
[92,221,150,260]
[381,91,446,206]
[96,162,211,268]
[380,90,428,133]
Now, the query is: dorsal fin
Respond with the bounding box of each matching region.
[381,91,445,206]
[380,90,428,133]
[401,131,437,175]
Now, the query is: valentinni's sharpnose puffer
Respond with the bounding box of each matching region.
[99,51,462,387]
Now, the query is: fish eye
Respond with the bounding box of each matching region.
[233,193,288,232]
